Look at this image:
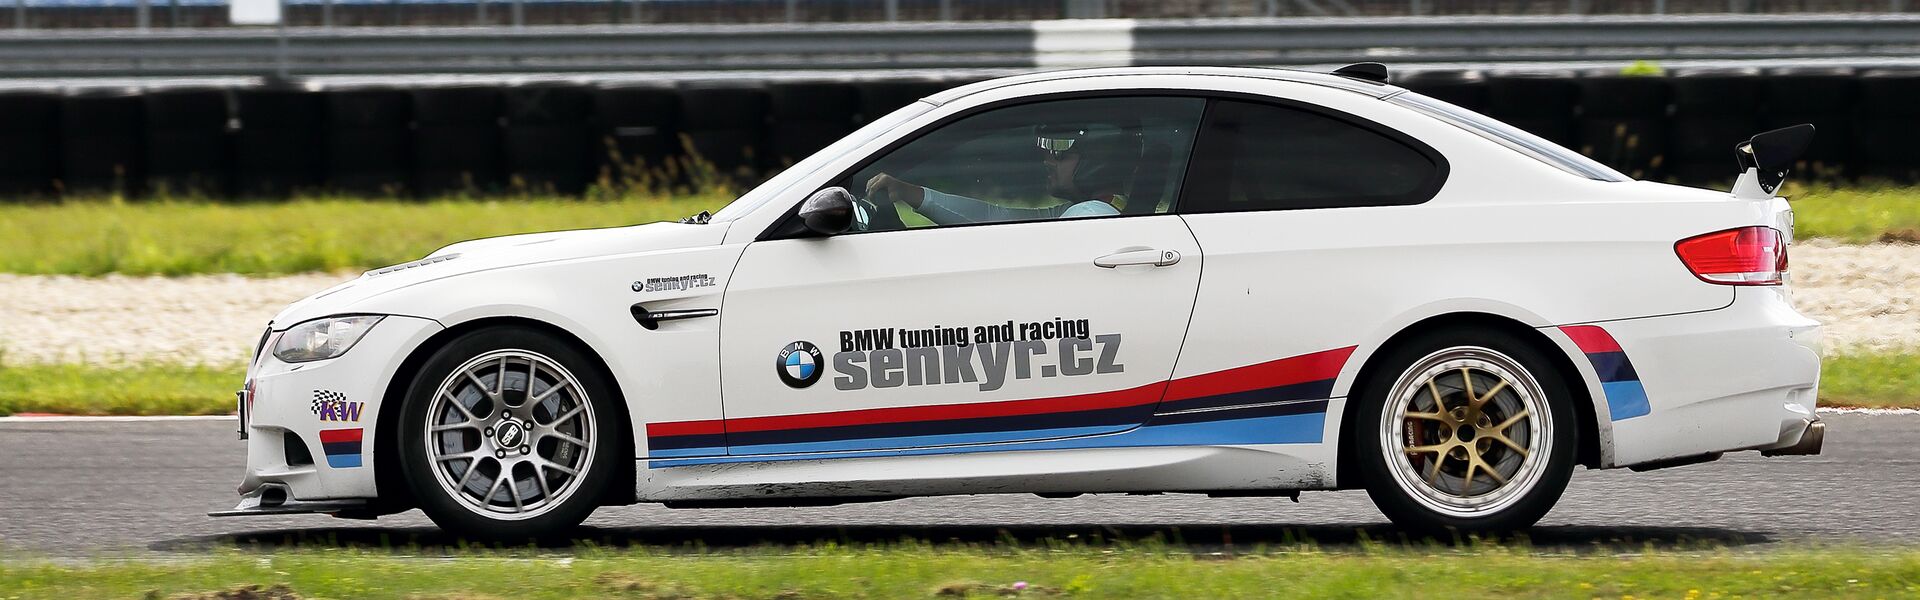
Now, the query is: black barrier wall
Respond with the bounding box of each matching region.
[13,69,1920,200]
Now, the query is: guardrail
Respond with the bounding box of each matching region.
[9,0,1918,30]
[2,14,1920,78]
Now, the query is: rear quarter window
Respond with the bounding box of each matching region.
[1179,99,1447,214]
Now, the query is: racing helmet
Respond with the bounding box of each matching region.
[1034,123,1143,199]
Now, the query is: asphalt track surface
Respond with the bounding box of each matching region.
[1,413,1914,557]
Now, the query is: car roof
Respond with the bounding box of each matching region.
[924,66,1404,106]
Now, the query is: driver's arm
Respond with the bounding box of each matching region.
[867,173,1070,225]
[917,188,1071,225]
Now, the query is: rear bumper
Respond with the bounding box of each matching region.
[1551,286,1823,468]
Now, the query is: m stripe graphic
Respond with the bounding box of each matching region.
[1559,325,1652,421]
[318,428,364,468]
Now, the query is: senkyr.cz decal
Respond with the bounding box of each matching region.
[318,428,364,468]
[632,274,716,293]
[310,389,363,422]
[830,317,1119,392]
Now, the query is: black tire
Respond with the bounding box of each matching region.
[398,326,618,542]
[1355,327,1577,535]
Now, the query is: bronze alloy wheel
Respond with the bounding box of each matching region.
[1378,345,1553,519]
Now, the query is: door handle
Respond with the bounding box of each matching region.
[1094,248,1181,268]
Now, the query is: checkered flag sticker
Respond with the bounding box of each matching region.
[311,390,348,414]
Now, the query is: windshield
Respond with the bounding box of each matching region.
[709,101,936,222]
[1389,91,1631,183]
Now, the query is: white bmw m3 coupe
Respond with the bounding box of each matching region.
[219,64,1825,539]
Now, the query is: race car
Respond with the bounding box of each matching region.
[217,64,1825,539]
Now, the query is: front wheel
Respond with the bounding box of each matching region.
[398,326,617,542]
[1356,328,1577,534]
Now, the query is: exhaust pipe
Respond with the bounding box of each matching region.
[1763,420,1825,457]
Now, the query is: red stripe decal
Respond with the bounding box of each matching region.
[1558,325,1622,354]
[1162,346,1355,402]
[318,428,362,444]
[648,420,726,437]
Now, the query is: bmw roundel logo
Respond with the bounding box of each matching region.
[777,341,824,389]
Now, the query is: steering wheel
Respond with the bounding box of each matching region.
[861,180,907,232]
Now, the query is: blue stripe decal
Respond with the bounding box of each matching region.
[648,446,729,458]
[648,409,1325,468]
[326,453,362,468]
[1601,380,1651,421]
[728,424,1125,456]
[1587,351,1639,383]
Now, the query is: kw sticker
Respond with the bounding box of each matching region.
[826,317,1122,392]
[310,390,363,422]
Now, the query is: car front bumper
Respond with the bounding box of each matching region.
[229,315,443,505]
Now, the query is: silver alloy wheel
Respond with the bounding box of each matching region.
[1379,346,1552,519]
[424,349,596,520]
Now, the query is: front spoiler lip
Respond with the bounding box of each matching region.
[209,482,369,518]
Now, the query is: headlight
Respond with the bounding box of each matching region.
[272,316,384,363]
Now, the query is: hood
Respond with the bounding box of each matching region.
[270,221,731,328]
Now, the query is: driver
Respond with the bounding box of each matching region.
[865,123,1143,226]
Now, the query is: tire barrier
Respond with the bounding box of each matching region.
[678,83,772,182]
[503,84,596,195]
[1761,67,1855,180]
[60,88,145,196]
[326,87,413,196]
[592,83,681,188]
[234,88,326,197]
[1576,73,1671,181]
[8,70,1920,202]
[1667,68,1763,187]
[142,87,231,198]
[769,81,861,167]
[1852,69,1920,183]
[412,86,503,196]
[1486,71,1578,149]
[0,92,61,197]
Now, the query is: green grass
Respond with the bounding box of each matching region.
[1786,185,1920,243]
[1815,351,1920,409]
[1,545,1916,599]
[0,194,731,276]
[0,362,240,416]
[3,352,1915,417]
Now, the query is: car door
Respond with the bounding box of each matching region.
[716,95,1207,457]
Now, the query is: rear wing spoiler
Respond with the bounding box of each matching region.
[1731,124,1816,200]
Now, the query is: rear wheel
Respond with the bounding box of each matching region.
[398,326,616,542]
[1357,328,1577,534]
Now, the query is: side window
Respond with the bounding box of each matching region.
[835,96,1205,232]
[1180,99,1444,214]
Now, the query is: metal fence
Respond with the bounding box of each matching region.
[4,14,1918,78]
[7,0,1917,29]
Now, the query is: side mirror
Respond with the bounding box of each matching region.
[796,187,857,237]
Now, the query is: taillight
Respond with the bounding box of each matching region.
[1674,226,1786,286]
